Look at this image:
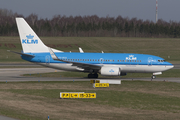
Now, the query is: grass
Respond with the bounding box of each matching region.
[1,36,180,63]
[23,69,180,78]
[0,81,180,119]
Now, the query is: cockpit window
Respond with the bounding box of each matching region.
[158,60,166,62]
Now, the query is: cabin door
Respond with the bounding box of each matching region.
[45,55,50,64]
[148,57,152,66]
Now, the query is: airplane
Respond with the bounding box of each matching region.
[10,18,174,79]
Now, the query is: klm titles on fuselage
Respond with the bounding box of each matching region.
[22,34,38,44]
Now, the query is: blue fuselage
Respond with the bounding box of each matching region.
[22,52,173,66]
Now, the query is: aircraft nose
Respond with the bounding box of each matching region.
[170,65,174,69]
[167,63,174,69]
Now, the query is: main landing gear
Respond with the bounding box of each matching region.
[88,73,98,78]
[151,75,156,79]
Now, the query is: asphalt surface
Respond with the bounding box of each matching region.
[0,116,18,120]
[0,68,179,83]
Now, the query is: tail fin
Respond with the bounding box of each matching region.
[16,18,63,53]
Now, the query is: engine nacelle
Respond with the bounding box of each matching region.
[100,66,121,76]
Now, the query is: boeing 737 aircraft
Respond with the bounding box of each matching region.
[10,18,174,79]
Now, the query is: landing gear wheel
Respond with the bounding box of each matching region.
[94,73,98,78]
[88,73,98,78]
[151,75,156,79]
[88,74,93,78]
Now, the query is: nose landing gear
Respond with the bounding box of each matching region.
[151,75,156,79]
[151,72,162,79]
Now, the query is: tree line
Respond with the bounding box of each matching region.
[0,8,180,38]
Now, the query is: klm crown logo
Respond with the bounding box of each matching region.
[109,69,114,73]
[26,34,34,39]
[22,34,38,44]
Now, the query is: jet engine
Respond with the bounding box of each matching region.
[100,66,121,76]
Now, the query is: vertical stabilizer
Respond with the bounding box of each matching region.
[16,18,63,53]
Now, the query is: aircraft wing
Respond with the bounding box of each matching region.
[48,48,101,70]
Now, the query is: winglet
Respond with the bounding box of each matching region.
[79,47,84,53]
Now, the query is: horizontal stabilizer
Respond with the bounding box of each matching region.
[7,50,35,57]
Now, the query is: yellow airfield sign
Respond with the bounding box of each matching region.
[79,93,96,98]
[95,83,109,87]
[60,92,96,99]
[69,93,79,98]
[61,93,70,98]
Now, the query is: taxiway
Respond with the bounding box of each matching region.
[0,68,179,83]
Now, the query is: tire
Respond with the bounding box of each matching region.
[94,73,98,78]
[152,75,156,79]
[88,73,98,78]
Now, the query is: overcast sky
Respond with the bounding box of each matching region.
[1,0,179,22]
